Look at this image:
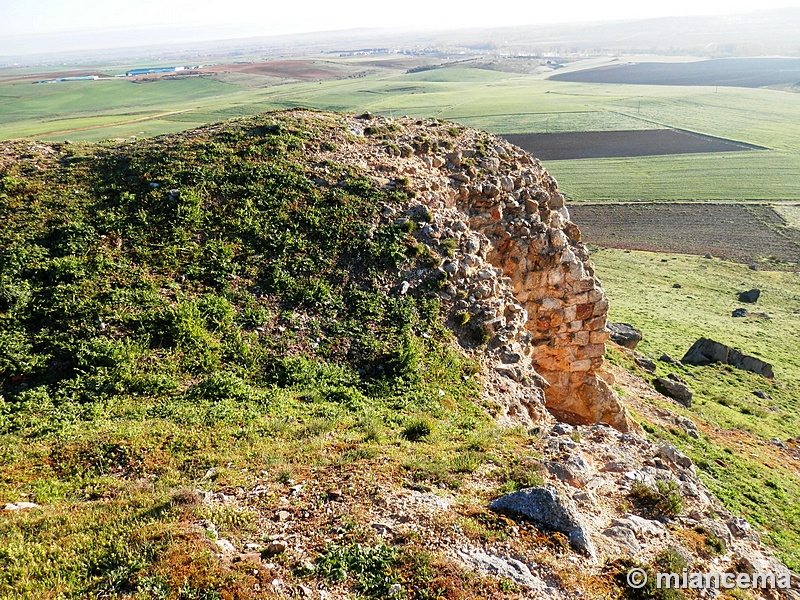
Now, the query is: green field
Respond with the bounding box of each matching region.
[775,204,800,229]
[2,63,799,201]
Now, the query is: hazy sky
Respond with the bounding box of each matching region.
[3,0,800,56]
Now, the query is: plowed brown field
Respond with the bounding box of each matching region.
[504,129,764,160]
[570,203,800,264]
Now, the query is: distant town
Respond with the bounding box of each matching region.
[34,65,204,84]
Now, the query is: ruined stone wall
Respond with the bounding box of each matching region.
[440,147,628,430]
[312,111,630,430]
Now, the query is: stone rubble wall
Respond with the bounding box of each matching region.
[325,112,631,430]
[438,145,628,429]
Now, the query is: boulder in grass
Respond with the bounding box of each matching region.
[737,289,760,303]
[682,338,773,379]
[654,377,692,407]
[607,322,642,349]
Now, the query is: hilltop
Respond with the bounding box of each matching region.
[0,110,797,599]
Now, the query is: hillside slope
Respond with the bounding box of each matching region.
[0,110,796,599]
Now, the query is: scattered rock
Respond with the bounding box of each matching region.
[752,390,771,400]
[234,553,263,565]
[550,423,574,436]
[275,510,292,522]
[728,517,759,542]
[543,459,589,488]
[654,377,693,407]
[215,538,237,554]
[634,357,656,373]
[265,541,288,556]
[456,548,546,590]
[327,489,344,501]
[659,354,681,365]
[601,460,637,473]
[2,501,41,511]
[602,526,641,555]
[682,338,774,378]
[732,308,749,318]
[699,519,733,549]
[611,515,667,540]
[672,283,682,289]
[657,445,693,469]
[738,288,761,303]
[607,322,642,349]
[490,486,596,559]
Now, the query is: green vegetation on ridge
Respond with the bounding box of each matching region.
[0,112,501,598]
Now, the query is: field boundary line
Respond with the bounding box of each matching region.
[26,108,199,137]
[611,110,769,150]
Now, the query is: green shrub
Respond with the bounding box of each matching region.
[186,372,253,402]
[629,479,685,518]
[449,450,485,473]
[454,311,470,327]
[315,543,401,599]
[401,416,433,441]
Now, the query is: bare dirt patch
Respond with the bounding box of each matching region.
[570,203,800,264]
[503,129,764,160]
[212,60,346,80]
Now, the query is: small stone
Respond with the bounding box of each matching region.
[2,501,41,511]
[276,510,291,522]
[672,283,682,288]
[752,390,770,400]
[659,353,681,365]
[658,445,693,469]
[215,538,237,554]
[603,526,641,554]
[299,584,314,597]
[607,322,642,349]
[732,308,749,318]
[265,541,288,556]
[550,423,574,436]
[634,357,656,373]
[234,553,263,565]
[327,489,344,501]
[446,151,463,166]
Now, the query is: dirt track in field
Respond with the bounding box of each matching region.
[570,203,800,264]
